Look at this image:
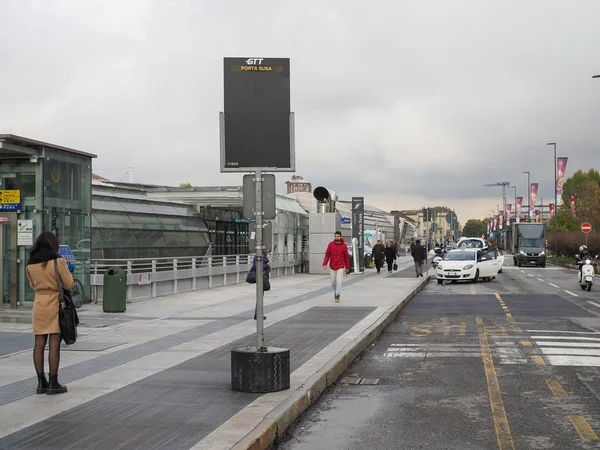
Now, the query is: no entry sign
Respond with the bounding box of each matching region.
[581,222,592,234]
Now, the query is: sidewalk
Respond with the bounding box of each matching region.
[0,256,429,450]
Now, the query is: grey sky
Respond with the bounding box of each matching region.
[1,0,600,222]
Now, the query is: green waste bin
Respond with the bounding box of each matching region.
[103,267,127,312]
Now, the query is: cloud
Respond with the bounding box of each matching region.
[1,0,600,225]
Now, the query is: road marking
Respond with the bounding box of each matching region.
[520,340,532,348]
[520,270,525,273]
[549,283,560,288]
[470,284,476,295]
[476,317,515,450]
[588,301,600,309]
[532,336,600,341]
[536,278,544,282]
[544,355,600,366]
[569,416,599,441]
[546,379,568,397]
[532,355,546,365]
[541,348,600,356]
[536,342,600,348]
[527,330,600,334]
[528,274,534,277]
[564,290,579,297]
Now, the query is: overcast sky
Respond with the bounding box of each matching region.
[1,0,600,223]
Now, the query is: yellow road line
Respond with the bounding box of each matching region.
[532,355,546,366]
[520,340,532,348]
[494,293,502,300]
[471,284,477,295]
[546,379,568,397]
[570,416,599,440]
[476,316,515,450]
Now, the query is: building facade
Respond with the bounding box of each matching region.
[0,135,95,308]
[285,175,312,194]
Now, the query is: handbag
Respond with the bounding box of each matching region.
[245,263,257,284]
[54,259,79,345]
[263,273,271,291]
[393,263,398,271]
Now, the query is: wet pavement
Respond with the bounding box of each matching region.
[276,263,600,450]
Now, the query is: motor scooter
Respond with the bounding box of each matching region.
[576,254,598,291]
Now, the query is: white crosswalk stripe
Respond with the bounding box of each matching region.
[384,341,528,364]
[531,333,600,367]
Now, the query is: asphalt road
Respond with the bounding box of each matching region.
[275,262,600,450]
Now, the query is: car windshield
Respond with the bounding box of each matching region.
[519,238,545,247]
[458,240,484,249]
[444,251,475,261]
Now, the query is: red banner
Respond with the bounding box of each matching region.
[530,183,539,219]
[493,216,498,231]
[488,220,491,234]
[499,211,504,230]
[535,210,541,223]
[549,203,555,218]
[516,197,523,223]
[570,194,576,214]
[556,157,568,206]
[506,204,512,226]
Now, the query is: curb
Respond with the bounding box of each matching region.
[232,274,431,450]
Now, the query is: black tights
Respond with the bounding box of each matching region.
[33,334,61,375]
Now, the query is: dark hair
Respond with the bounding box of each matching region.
[28,231,61,268]
[334,231,342,236]
[416,239,421,244]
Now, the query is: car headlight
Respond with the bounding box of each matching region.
[437,265,443,270]
[519,250,525,255]
[463,264,473,270]
[540,251,545,255]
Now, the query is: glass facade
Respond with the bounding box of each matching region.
[0,136,94,308]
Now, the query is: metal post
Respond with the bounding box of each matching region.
[523,172,531,222]
[254,170,266,351]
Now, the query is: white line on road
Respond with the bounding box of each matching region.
[587,301,600,309]
[527,330,600,334]
[537,278,544,282]
[549,283,560,288]
[528,274,534,277]
[520,270,525,273]
[541,348,600,356]
[564,290,579,297]
[543,355,600,366]
[536,341,600,348]
[532,336,600,341]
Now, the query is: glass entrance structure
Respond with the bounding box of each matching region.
[0,135,95,308]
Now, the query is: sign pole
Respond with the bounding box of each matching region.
[254,169,266,351]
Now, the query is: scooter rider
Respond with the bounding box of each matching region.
[576,245,591,277]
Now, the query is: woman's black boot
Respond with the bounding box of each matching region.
[46,374,67,395]
[36,372,49,394]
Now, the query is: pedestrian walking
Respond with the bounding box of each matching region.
[26,231,74,395]
[372,239,385,274]
[322,231,350,303]
[385,241,396,273]
[411,239,427,278]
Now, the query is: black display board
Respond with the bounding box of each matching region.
[221,57,293,172]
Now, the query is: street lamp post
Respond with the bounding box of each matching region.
[511,186,517,222]
[523,171,531,222]
[547,142,558,256]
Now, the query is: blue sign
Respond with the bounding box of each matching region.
[0,203,21,211]
[58,245,75,262]
[341,217,351,224]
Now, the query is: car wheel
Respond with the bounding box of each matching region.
[472,270,479,283]
[517,261,522,267]
[513,258,517,266]
[541,264,546,268]
[437,279,443,285]
[498,268,503,274]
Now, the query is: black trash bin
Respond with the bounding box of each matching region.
[103,267,127,312]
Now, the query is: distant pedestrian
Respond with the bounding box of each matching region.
[411,239,427,278]
[26,231,74,395]
[322,231,350,303]
[385,241,396,273]
[372,239,385,274]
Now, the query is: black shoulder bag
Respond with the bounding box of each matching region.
[54,259,79,345]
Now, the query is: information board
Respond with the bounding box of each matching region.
[221,57,293,172]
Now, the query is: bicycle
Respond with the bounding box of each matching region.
[67,263,85,308]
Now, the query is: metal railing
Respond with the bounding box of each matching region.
[90,252,307,303]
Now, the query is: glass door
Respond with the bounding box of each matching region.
[0,213,17,307]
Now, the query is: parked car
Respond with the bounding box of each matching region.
[436,249,501,284]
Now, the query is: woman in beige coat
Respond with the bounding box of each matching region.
[26,231,74,395]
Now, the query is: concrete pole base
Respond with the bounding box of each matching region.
[231,346,290,393]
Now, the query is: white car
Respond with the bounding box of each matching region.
[436,249,501,284]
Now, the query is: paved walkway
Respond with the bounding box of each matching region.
[0,256,429,450]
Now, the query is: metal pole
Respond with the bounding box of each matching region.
[254,170,265,351]
[547,143,558,256]
[523,172,530,222]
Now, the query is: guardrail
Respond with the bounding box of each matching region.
[90,252,307,303]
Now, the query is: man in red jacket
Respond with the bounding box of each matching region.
[322,231,351,303]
